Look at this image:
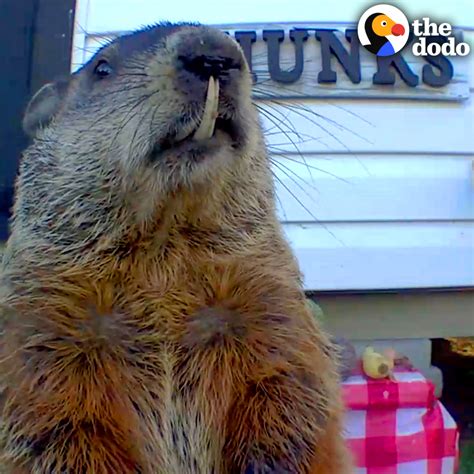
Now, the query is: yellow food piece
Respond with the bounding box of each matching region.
[362,346,394,379]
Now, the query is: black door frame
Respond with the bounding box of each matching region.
[0,0,76,240]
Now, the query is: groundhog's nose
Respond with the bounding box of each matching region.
[178,54,241,81]
[174,29,245,85]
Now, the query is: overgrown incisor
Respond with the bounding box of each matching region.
[0,23,353,473]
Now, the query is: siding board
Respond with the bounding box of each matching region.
[284,222,474,290]
[82,0,474,33]
[273,155,474,222]
[259,101,474,154]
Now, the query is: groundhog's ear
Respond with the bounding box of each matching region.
[22,80,69,138]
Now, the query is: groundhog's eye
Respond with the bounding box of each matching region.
[381,20,387,27]
[94,60,113,78]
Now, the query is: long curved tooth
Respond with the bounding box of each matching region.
[193,76,219,141]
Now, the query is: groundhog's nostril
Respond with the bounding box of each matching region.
[178,54,241,81]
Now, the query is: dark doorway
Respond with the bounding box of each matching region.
[0,0,76,240]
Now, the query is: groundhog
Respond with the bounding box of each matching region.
[0,23,353,473]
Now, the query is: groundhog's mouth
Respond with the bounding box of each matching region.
[158,118,238,154]
[180,76,220,142]
[153,77,241,157]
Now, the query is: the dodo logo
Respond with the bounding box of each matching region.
[358,4,410,56]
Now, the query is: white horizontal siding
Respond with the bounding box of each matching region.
[78,0,474,32]
[273,155,474,222]
[285,222,474,290]
[463,31,474,89]
[259,101,474,154]
[71,2,474,290]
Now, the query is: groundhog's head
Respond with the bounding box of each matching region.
[22,23,263,194]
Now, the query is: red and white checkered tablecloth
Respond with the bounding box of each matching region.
[342,369,460,474]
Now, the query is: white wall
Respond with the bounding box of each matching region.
[75,0,474,32]
[71,0,474,290]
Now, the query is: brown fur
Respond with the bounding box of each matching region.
[0,23,352,473]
